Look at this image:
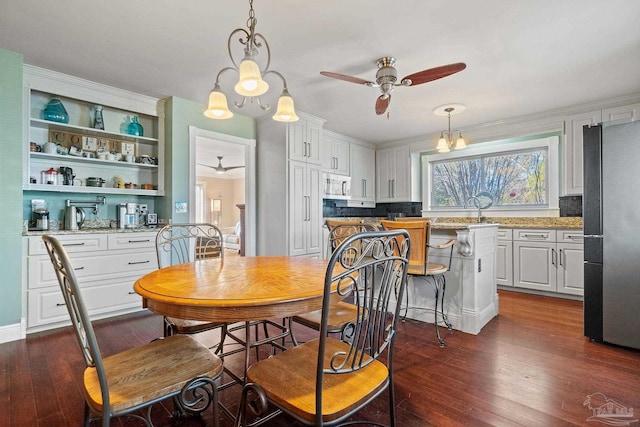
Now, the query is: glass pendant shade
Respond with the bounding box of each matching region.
[272,92,299,122]
[204,87,233,119]
[454,135,467,150]
[234,58,269,97]
[436,134,449,152]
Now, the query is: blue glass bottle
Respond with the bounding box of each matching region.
[42,98,69,123]
[127,116,144,137]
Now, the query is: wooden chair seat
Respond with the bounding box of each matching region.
[246,337,388,423]
[165,317,226,335]
[84,335,223,414]
[292,301,359,332]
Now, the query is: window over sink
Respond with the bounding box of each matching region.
[422,134,559,216]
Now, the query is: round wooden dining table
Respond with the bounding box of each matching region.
[134,256,332,323]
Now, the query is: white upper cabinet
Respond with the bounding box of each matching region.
[288,119,323,165]
[322,132,350,175]
[376,145,411,202]
[563,102,640,196]
[350,143,375,205]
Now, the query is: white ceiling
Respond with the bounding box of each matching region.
[2,0,640,145]
[195,136,245,180]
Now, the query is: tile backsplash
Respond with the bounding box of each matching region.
[324,197,583,218]
[323,201,422,218]
[559,196,582,217]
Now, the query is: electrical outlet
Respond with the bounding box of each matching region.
[139,204,148,215]
[478,258,482,273]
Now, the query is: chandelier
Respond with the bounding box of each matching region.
[434,104,467,153]
[204,0,299,122]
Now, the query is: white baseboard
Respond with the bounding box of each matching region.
[0,319,26,344]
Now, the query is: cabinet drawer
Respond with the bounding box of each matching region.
[557,229,584,243]
[513,229,556,242]
[28,250,157,289]
[27,281,142,329]
[497,228,513,241]
[108,232,156,250]
[29,234,108,255]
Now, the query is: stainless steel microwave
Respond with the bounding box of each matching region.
[323,173,351,200]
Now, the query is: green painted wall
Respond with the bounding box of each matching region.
[160,96,255,222]
[0,49,24,327]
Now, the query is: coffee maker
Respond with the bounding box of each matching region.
[118,203,138,228]
[59,167,75,185]
[30,199,49,231]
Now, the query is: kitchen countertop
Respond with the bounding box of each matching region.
[23,227,159,236]
[324,216,583,230]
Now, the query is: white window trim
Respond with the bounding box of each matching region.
[421,136,560,217]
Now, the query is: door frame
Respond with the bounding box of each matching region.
[188,126,257,256]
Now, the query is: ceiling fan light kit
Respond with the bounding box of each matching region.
[321,57,466,116]
[204,0,299,122]
[434,104,467,153]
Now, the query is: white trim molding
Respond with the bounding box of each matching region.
[0,319,26,344]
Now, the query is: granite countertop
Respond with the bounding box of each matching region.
[23,227,159,236]
[324,216,583,230]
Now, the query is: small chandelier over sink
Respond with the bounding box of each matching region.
[204,0,299,122]
[434,104,467,153]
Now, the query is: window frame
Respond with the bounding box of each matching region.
[421,135,560,217]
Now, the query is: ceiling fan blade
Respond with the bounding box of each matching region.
[223,165,245,171]
[375,94,390,115]
[402,62,467,86]
[197,162,218,170]
[320,71,373,86]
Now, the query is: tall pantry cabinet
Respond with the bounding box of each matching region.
[256,112,325,257]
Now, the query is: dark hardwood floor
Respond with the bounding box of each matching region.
[2,290,639,426]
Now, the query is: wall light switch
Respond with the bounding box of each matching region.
[175,202,187,213]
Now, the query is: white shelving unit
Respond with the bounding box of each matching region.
[23,65,164,196]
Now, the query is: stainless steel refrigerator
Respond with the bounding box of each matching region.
[583,120,640,349]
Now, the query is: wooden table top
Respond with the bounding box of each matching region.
[134,256,331,323]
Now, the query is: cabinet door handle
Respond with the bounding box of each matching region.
[392,179,395,198]
[128,239,150,243]
[341,181,347,196]
[559,249,563,266]
[522,233,547,239]
[128,260,150,265]
[62,242,86,247]
[551,248,556,266]
[56,303,66,307]
[74,266,84,271]
[388,180,392,198]
[362,179,366,197]
[128,291,137,295]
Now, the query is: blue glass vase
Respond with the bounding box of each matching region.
[42,98,69,123]
[127,116,144,137]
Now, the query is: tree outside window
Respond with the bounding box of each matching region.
[431,148,547,208]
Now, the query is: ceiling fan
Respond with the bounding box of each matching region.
[320,57,466,116]
[198,156,245,174]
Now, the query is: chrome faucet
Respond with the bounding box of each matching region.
[464,196,482,223]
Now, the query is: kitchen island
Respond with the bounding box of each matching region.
[324,218,500,335]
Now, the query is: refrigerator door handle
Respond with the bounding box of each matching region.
[584,234,604,238]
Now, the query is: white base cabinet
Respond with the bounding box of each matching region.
[496,228,513,287]
[26,232,158,333]
[511,228,583,296]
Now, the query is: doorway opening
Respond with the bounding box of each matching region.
[188,126,256,256]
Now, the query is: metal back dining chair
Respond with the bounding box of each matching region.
[156,223,227,344]
[237,229,410,426]
[289,222,379,345]
[42,235,223,427]
[380,219,455,347]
